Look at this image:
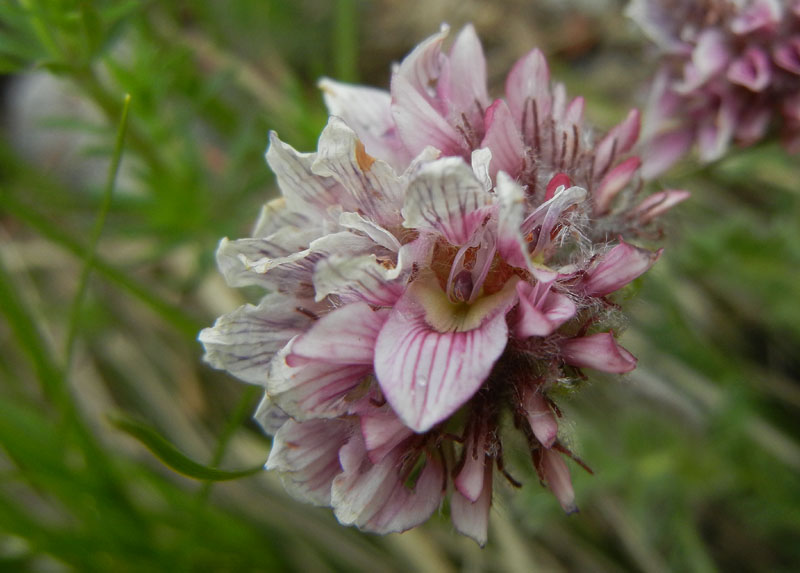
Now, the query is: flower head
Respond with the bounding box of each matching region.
[201,25,685,546]
[629,0,800,177]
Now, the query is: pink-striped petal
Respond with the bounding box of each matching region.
[582,241,662,297]
[266,417,351,506]
[515,281,576,338]
[560,332,637,373]
[480,99,525,180]
[359,407,415,464]
[374,281,516,432]
[288,302,389,366]
[451,464,493,547]
[402,157,494,245]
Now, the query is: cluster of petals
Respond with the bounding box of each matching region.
[200,25,687,545]
[629,0,800,177]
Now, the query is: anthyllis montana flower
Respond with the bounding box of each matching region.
[200,25,688,546]
[629,0,800,178]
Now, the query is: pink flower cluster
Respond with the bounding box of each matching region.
[200,25,687,545]
[630,0,800,177]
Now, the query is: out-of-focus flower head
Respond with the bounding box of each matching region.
[629,0,800,178]
[200,25,687,546]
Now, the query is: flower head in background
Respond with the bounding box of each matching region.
[629,0,800,178]
[200,25,687,546]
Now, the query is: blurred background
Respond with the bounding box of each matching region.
[1,1,799,571]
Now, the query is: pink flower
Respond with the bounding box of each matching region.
[629,0,800,177]
[200,26,685,546]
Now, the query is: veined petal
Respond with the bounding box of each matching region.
[451,464,493,547]
[402,157,494,245]
[339,211,401,252]
[521,388,558,448]
[495,171,529,269]
[593,109,641,179]
[505,48,552,132]
[440,24,490,130]
[332,433,445,534]
[288,302,390,366]
[199,293,314,384]
[392,74,467,157]
[515,281,576,338]
[359,407,415,464]
[394,24,448,105]
[318,78,411,169]
[253,393,289,435]
[582,241,662,297]
[633,189,690,224]
[313,253,405,306]
[266,417,351,506]
[727,47,771,92]
[538,448,577,514]
[560,332,637,373]
[252,196,310,239]
[374,280,515,432]
[265,132,342,214]
[480,99,525,180]
[312,117,405,225]
[593,156,641,215]
[267,344,373,419]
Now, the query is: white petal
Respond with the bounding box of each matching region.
[313,253,405,306]
[402,157,494,245]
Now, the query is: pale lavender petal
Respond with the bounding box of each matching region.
[515,281,576,338]
[253,393,289,435]
[374,282,514,432]
[288,302,390,366]
[593,109,641,179]
[677,29,730,92]
[560,332,637,373]
[313,253,405,306]
[265,132,342,213]
[266,417,351,506]
[593,156,641,215]
[730,0,782,35]
[540,449,577,514]
[505,48,552,133]
[402,157,494,245]
[199,293,313,384]
[318,78,412,169]
[252,197,310,239]
[267,344,373,419]
[774,37,800,75]
[634,189,691,224]
[640,127,694,180]
[359,407,414,464]
[495,171,529,269]
[392,74,467,157]
[454,427,488,502]
[332,433,444,534]
[582,241,662,297]
[312,117,404,225]
[394,24,448,106]
[440,24,490,130]
[727,47,771,92]
[338,211,401,252]
[697,97,737,162]
[451,464,492,547]
[522,389,558,448]
[480,99,525,180]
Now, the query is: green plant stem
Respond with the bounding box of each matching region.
[64,93,131,370]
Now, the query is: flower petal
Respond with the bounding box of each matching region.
[593,109,641,179]
[374,283,514,432]
[266,417,350,506]
[593,156,641,215]
[253,393,289,435]
[515,281,576,338]
[634,189,691,225]
[440,24,490,131]
[288,302,390,366]
[313,253,404,306]
[451,464,492,547]
[332,433,445,534]
[539,448,577,514]
[495,171,529,269]
[640,127,694,180]
[521,388,558,448]
[402,157,494,245]
[505,48,552,137]
[359,407,414,464]
[582,241,662,297]
[199,293,314,384]
[727,46,771,92]
[318,78,411,169]
[267,344,373,419]
[480,99,525,180]
[560,332,637,373]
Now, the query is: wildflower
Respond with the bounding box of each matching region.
[628,0,800,177]
[200,25,686,546]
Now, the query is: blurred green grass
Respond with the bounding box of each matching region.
[1,1,799,571]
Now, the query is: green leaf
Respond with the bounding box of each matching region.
[109,415,265,482]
